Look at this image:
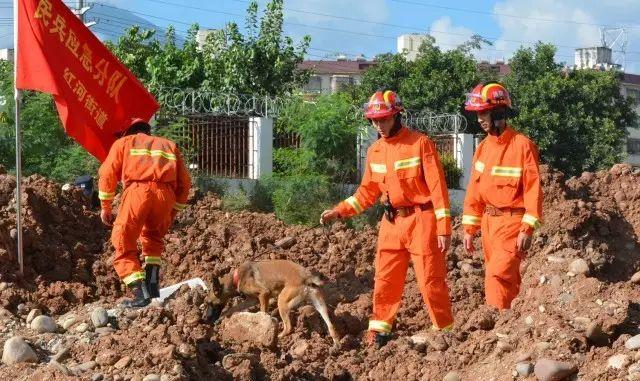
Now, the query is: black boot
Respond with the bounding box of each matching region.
[120,280,151,308]
[145,264,160,298]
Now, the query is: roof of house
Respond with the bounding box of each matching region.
[298,60,377,75]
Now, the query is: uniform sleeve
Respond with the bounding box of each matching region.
[421,138,451,235]
[520,140,542,234]
[97,139,124,211]
[173,148,192,212]
[333,150,382,219]
[462,145,485,235]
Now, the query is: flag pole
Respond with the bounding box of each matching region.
[13,0,23,277]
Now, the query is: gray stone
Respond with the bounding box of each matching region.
[52,346,70,363]
[142,375,161,381]
[534,359,577,381]
[274,237,296,249]
[516,362,534,376]
[49,360,72,376]
[73,361,97,372]
[91,308,109,328]
[626,334,640,350]
[95,327,116,335]
[75,322,91,333]
[608,354,630,369]
[26,309,42,324]
[568,259,589,275]
[91,374,104,381]
[442,371,461,381]
[30,315,57,333]
[61,316,77,330]
[114,356,132,369]
[2,337,38,364]
[219,312,277,348]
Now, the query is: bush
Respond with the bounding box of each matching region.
[222,188,252,211]
[440,153,463,189]
[271,173,338,226]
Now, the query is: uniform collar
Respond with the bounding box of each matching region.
[382,125,409,142]
[486,126,515,145]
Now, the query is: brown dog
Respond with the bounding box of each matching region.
[208,260,340,346]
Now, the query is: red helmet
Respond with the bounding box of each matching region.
[364,90,404,119]
[464,83,512,112]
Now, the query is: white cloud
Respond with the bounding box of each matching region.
[429,16,475,51]
[491,0,640,72]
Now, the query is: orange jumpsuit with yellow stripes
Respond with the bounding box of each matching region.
[98,133,191,286]
[462,126,542,309]
[333,126,454,333]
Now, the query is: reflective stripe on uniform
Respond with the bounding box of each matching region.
[129,148,177,161]
[491,166,522,177]
[522,213,541,229]
[345,196,363,214]
[462,214,481,226]
[173,202,187,211]
[394,157,421,170]
[368,320,392,333]
[475,161,485,173]
[98,191,115,200]
[144,256,162,265]
[122,271,145,285]
[370,163,387,174]
[435,208,451,220]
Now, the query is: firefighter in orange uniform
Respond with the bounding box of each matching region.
[99,119,191,308]
[320,90,454,348]
[462,83,542,310]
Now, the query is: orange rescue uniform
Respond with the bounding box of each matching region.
[462,126,542,309]
[98,133,191,285]
[333,126,454,332]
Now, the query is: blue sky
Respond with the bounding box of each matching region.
[2,0,640,72]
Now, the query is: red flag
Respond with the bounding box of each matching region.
[15,0,160,161]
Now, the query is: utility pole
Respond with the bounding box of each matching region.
[72,0,96,28]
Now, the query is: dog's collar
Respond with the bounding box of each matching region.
[233,269,239,291]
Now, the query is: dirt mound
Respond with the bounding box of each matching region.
[0,164,638,380]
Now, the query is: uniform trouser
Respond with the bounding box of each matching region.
[368,207,454,333]
[111,182,175,285]
[481,212,523,310]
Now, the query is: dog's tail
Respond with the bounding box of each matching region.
[306,275,324,287]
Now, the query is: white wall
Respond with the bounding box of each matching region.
[248,117,273,180]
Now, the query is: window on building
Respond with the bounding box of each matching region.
[628,138,640,155]
[305,75,322,93]
[627,88,640,105]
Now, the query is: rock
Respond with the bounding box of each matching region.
[91,374,105,381]
[52,346,70,363]
[496,341,513,352]
[516,362,534,376]
[535,342,552,352]
[274,236,296,249]
[30,315,57,333]
[96,350,119,366]
[534,359,577,381]
[73,360,97,372]
[585,322,609,347]
[443,371,461,381]
[49,360,72,376]
[2,336,38,365]
[568,259,589,275]
[525,316,534,325]
[26,309,42,324]
[222,353,256,380]
[626,334,640,350]
[142,375,161,381]
[75,322,90,333]
[410,331,449,351]
[219,312,277,348]
[91,308,109,328]
[608,354,630,369]
[61,317,77,330]
[114,356,132,369]
[290,340,309,358]
[631,272,640,284]
[629,362,640,374]
[9,229,17,240]
[95,327,116,335]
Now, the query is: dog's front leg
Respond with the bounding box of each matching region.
[258,292,271,313]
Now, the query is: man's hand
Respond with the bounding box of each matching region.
[464,232,475,255]
[437,235,451,253]
[516,232,532,254]
[320,210,339,225]
[100,209,114,226]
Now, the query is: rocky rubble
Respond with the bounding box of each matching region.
[0,164,637,379]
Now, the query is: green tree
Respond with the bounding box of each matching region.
[505,43,637,175]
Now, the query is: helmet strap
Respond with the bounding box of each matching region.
[489,109,507,136]
[387,114,402,137]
